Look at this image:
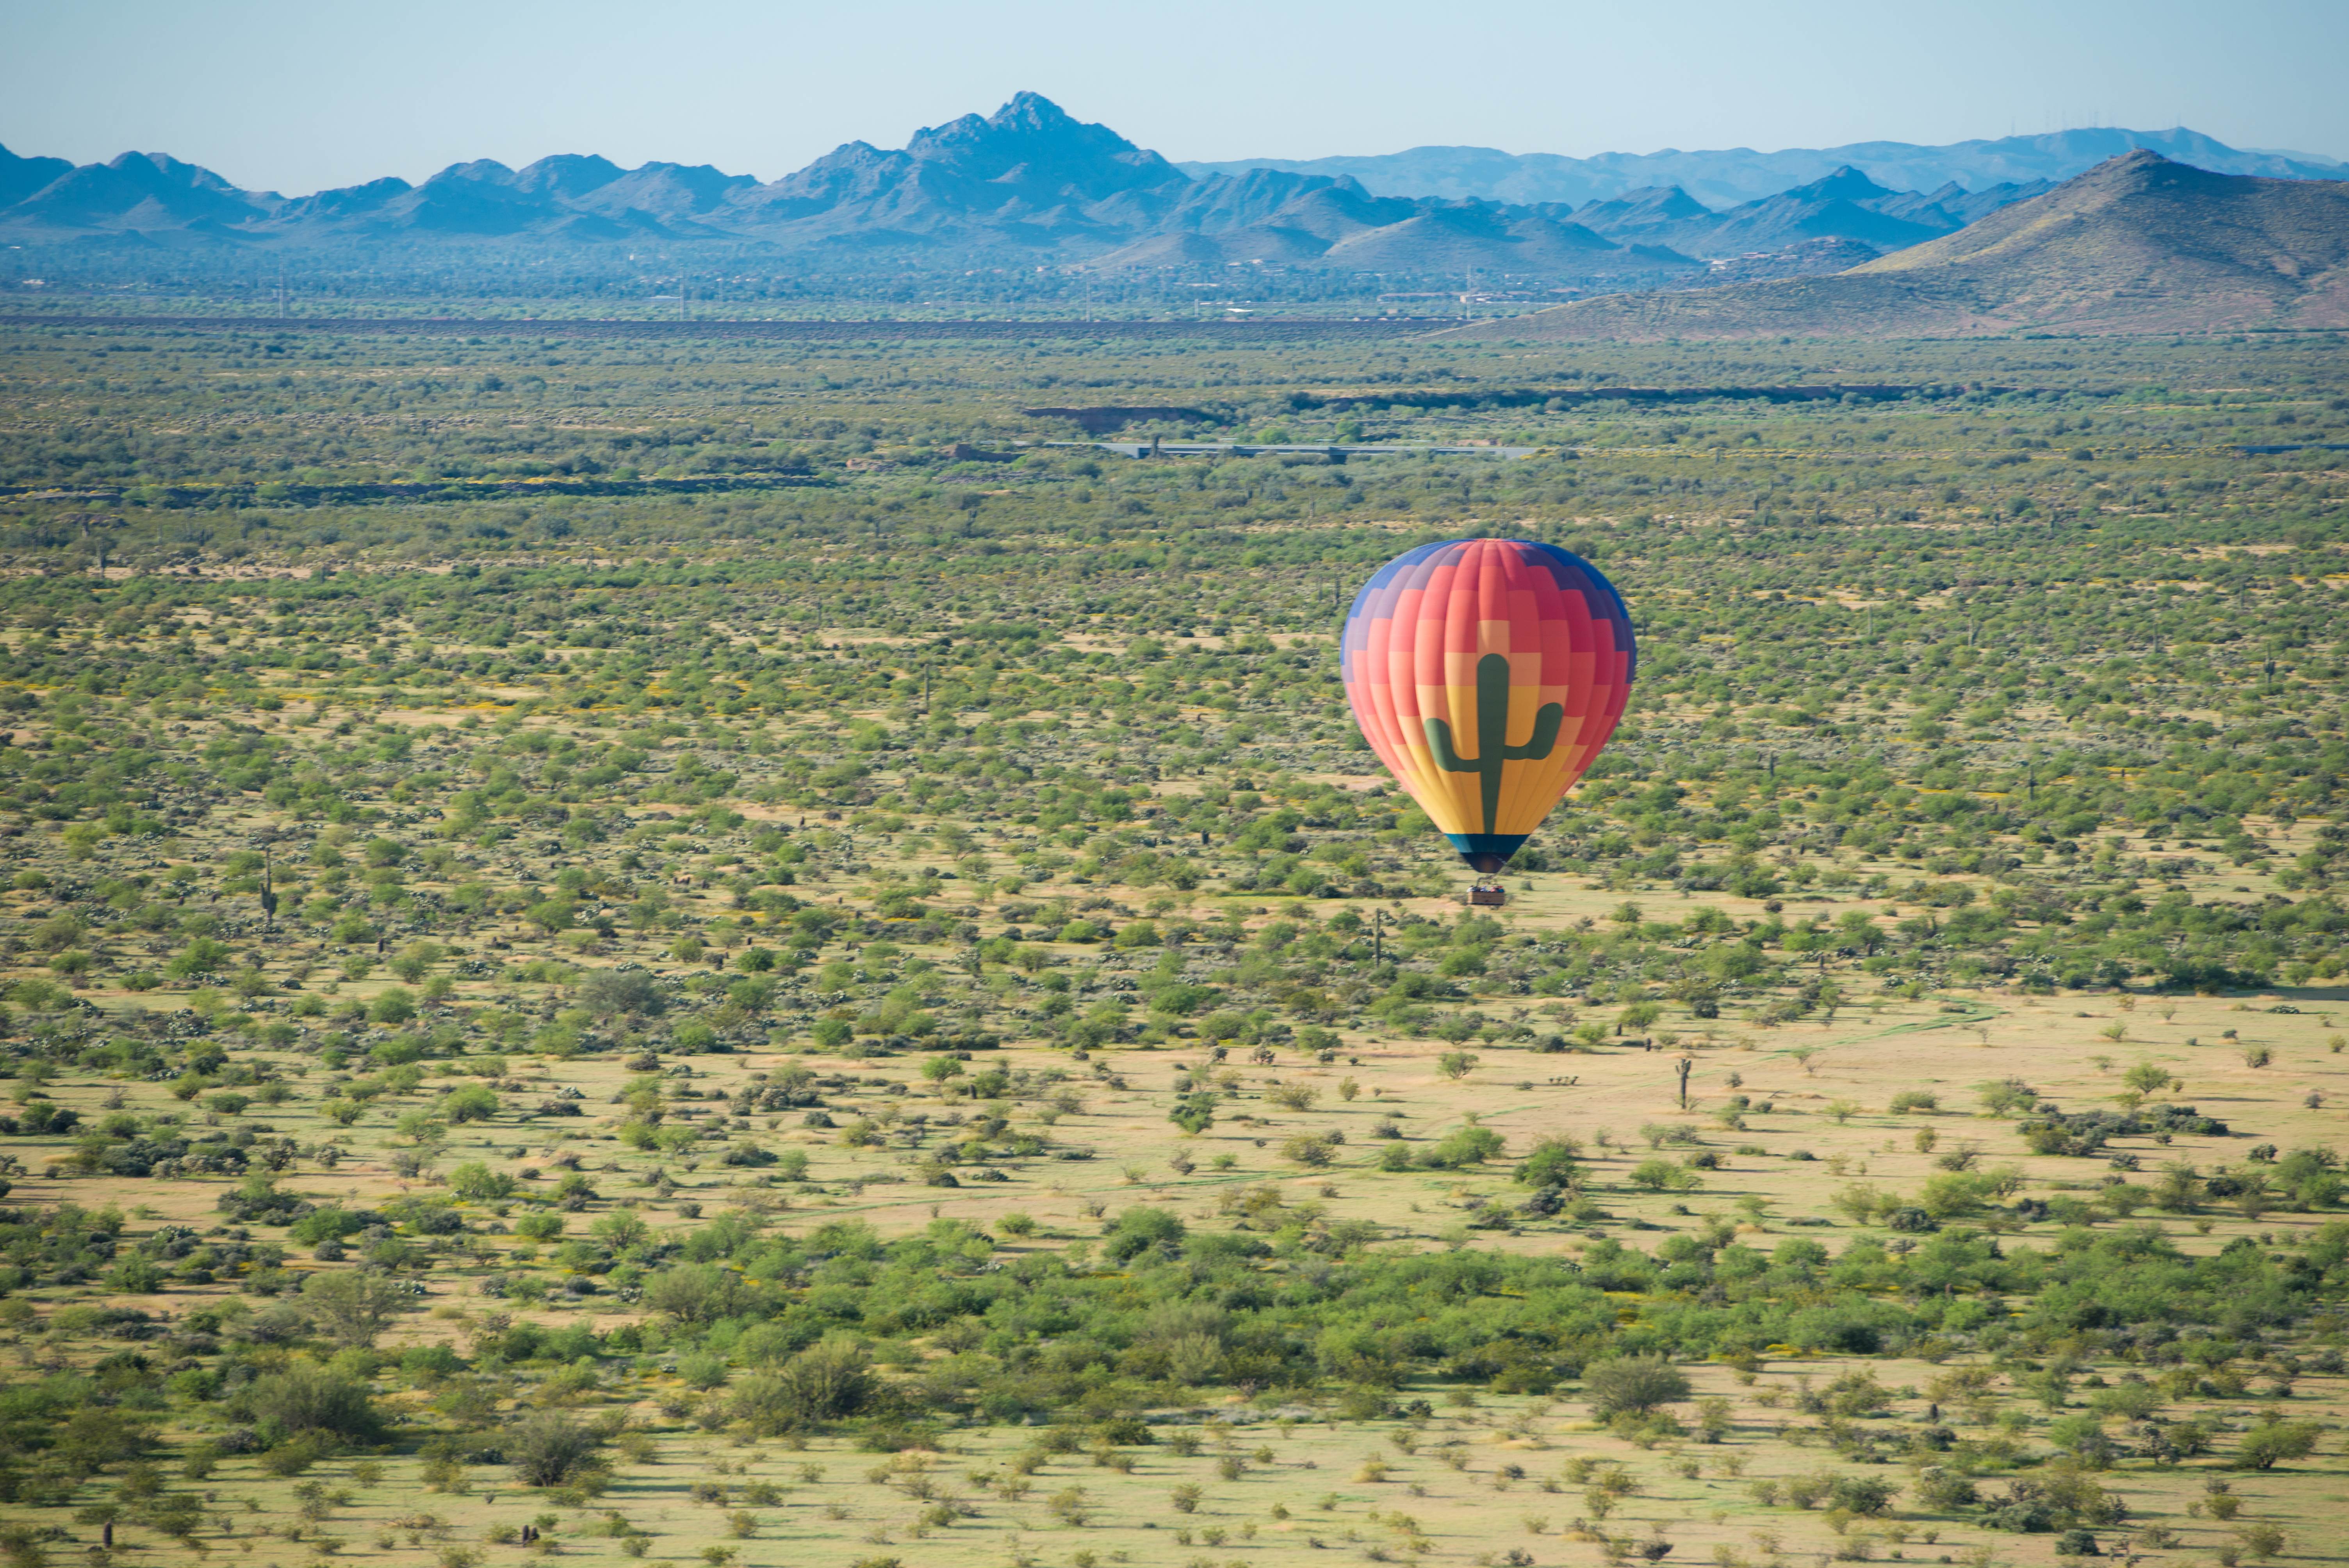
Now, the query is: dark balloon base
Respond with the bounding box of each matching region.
[1444,833,1529,874]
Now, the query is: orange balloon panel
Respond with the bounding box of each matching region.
[1341,538,1635,871]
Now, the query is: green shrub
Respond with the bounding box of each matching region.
[448,1162,517,1203]
[241,1364,386,1445]
[1583,1356,1691,1417]
[1416,1124,1505,1169]
[1103,1206,1185,1261]
[729,1339,877,1434]
[2237,1418,2321,1470]
[369,987,418,1025]
[289,1207,368,1245]
[1515,1136,1581,1188]
[508,1409,604,1487]
[442,1085,499,1123]
[1628,1157,1700,1191]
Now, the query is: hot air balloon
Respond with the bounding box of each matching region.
[1341,538,1635,877]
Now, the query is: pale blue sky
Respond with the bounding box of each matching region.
[3,0,2343,194]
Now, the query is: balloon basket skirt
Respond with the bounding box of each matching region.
[1464,881,1509,908]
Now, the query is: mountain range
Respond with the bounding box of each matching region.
[2,94,2336,289]
[1454,151,2349,341]
[1180,127,2347,208]
[0,98,1681,284]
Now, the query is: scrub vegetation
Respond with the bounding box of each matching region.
[0,314,2342,1568]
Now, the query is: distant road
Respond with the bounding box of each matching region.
[0,314,1438,342]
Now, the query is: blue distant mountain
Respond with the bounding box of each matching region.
[1451,150,2349,341]
[0,99,2336,288]
[1179,127,2346,208]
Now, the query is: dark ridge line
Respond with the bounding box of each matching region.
[1023,386,1973,433]
[0,314,1438,340]
[1291,383,1942,410]
[0,472,835,504]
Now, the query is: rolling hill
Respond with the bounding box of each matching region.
[1449,152,2349,341]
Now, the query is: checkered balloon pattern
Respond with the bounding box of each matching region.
[1340,538,1635,872]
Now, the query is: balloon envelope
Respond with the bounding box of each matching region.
[1341,538,1635,871]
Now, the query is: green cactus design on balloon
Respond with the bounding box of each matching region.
[1423,653,1565,834]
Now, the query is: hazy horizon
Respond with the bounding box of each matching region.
[1,0,2343,197]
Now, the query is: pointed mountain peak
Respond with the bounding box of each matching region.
[909,92,1140,158]
[428,159,520,186]
[2069,149,2233,199]
[1795,165,1896,201]
[2099,148,2180,178]
[989,90,1082,133]
[1599,185,1710,215]
[512,154,626,200]
[109,150,248,194]
[898,91,1179,198]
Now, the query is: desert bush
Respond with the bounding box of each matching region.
[507,1409,603,1487]
[729,1339,878,1433]
[242,1364,385,1445]
[1584,1356,1691,1417]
